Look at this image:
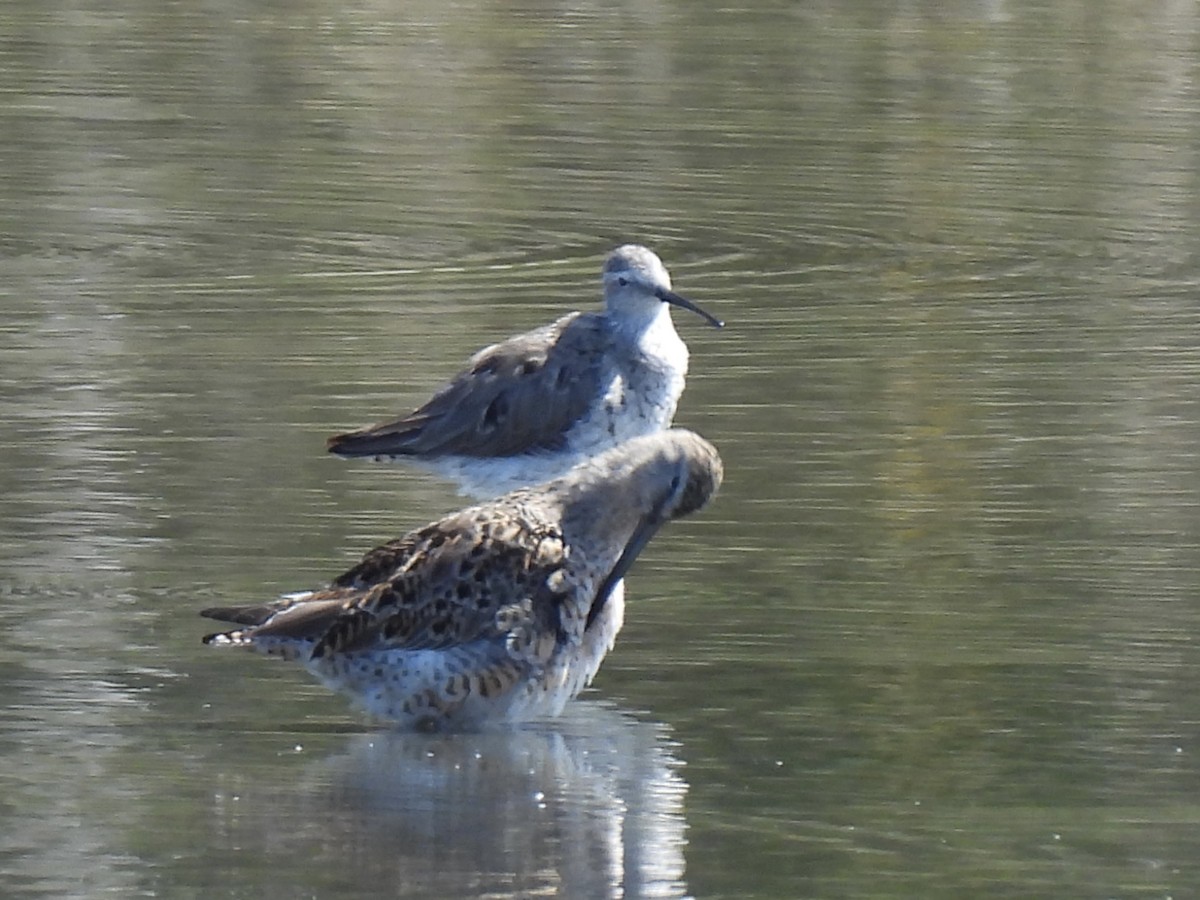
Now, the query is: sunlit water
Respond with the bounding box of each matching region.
[3,2,1200,897]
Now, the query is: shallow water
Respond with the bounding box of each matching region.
[3,1,1200,897]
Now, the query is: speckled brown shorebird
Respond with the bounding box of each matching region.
[201,429,723,730]
[326,245,723,498]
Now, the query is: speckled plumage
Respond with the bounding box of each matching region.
[326,245,723,498]
[202,429,723,730]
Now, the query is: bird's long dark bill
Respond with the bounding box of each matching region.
[586,517,667,629]
[656,287,724,329]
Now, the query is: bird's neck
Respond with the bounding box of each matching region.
[610,302,674,339]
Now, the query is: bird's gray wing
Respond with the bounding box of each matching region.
[327,312,611,459]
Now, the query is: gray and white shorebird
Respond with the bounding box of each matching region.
[327,244,723,497]
[201,429,723,730]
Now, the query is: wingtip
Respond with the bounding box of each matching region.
[325,429,410,459]
[199,604,277,627]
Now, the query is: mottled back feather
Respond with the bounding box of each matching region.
[215,503,571,662]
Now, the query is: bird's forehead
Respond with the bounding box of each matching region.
[603,246,665,282]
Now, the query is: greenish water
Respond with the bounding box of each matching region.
[3,2,1200,897]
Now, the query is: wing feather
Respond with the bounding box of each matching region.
[203,505,568,658]
[327,312,611,459]
[313,514,567,657]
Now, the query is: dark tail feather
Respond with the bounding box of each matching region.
[326,417,428,458]
[199,604,276,627]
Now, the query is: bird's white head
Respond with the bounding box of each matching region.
[601,244,723,331]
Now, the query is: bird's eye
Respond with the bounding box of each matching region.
[617,277,629,287]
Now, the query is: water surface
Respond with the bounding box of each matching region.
[3,1,1200,897]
